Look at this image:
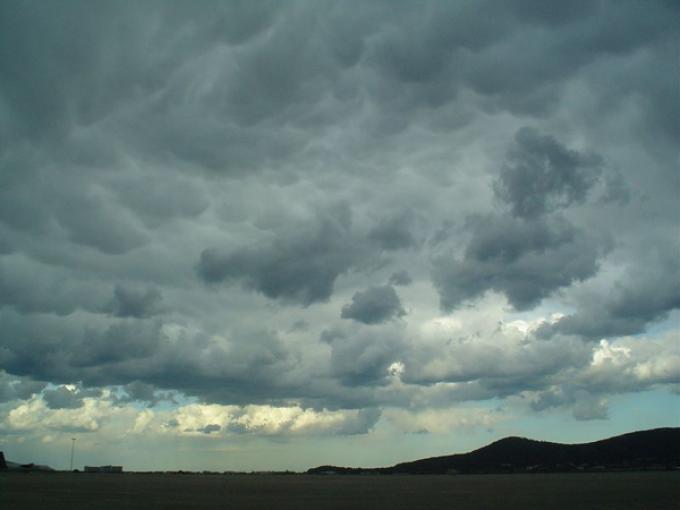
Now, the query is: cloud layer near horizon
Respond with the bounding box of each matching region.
[0,0,678,467]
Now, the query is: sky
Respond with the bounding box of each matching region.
[0,0,678,472]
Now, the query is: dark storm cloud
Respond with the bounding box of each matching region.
[1,0,677,151]
[432,215,605,310]
[458,1,678,117]
[0,308,302,405]
[0,0,677,425]
[0,0,282,143]
[0,256,103,316]
[494,127,603,218]
[341,285,406,324]
[0,312,163,384]
[72,321,163,368]
[108,284,163,319]
[0,147,149,255]
[197,206,369,305]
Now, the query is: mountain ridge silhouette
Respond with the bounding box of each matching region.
[308,427,680,474]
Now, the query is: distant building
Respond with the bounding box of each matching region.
[84,465,123,473]
[0,452,53,472]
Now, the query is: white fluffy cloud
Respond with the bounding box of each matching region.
[1,393,379,439]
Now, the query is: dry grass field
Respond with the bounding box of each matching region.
[1,471,679,509]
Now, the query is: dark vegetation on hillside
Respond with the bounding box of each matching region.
[308,428,680,475]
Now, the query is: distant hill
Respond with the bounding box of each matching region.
[308,428,680,475]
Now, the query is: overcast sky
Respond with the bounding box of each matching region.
[1,0,678,472]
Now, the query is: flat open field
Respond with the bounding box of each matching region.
[1,471,679,509]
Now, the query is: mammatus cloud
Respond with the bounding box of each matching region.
[431,126,612,312]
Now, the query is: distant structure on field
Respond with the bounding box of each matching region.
[0,451,54,472]
[84,465,123,473]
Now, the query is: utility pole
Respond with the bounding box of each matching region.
[69,438,76,471]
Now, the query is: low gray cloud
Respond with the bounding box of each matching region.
[402,329,592,389]
[0,371,45,403]
[572,397,608,421]
[0,312,163,385]
[42,387,84,410]
[116,380,175,407]
[368,212,418,251]
[530,387,609,421]
[530,386,610,421]
[54,194,149,255]
[122,381,157,402]
[72,321,163,369]
[325,326,406,388]
[388,270,412,287]
[494,127,603,218]
[113,175,210,226]
[42,386,102,410]
[599,172,631,206]
[540,253,680,340]
[432,216,605,310]
[341,285,406,324]
[335,407,381,435]
[109,284,163,319]
[197,206,368,305]
[0,256,103,316]
[198,424,221,434]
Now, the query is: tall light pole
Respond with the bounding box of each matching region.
[69,438,76,471]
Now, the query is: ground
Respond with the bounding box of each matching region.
[1,472,679,509]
